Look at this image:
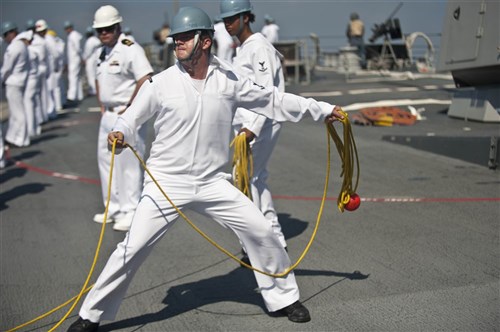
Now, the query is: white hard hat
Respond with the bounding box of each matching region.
[35,19,48,32]
[92,5,123,29]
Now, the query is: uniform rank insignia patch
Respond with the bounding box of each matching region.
[258,61,268,72]
[122,39,134,46]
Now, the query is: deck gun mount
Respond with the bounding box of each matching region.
[367,2,404,69]
[368,3,403,43]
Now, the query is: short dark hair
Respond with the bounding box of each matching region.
[245,12,255,23]
[3,29,16,38]
[201,29,214,40]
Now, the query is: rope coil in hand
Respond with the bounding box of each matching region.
[326,109,360,212]
[230,133,253,199]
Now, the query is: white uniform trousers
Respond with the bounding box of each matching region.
[97,110,145,216]
[67,61,83,101]
[33,73,45,125]
[24,75,41,137]
[234,121,286,248]
[38,67,49,122]
[85,60,97,95]
[5,85,30,147]
[46,73,57,118]
[53,70,65,111]
[79,178,300,322]
[0,123,5,168]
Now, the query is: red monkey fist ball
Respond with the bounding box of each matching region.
[344,193,361,211]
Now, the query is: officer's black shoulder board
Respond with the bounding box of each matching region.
[121,39,134,46]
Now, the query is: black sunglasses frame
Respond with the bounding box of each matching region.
[96,24,117,34]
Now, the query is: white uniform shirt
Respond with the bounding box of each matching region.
[232,32,284,136]
[1,36,29,86]
[113,56,334,184]
[66,30,82,66]
[214,21,234,62]
[261,23,280,44]
[96,34,153,107]
[30,33,50,76]
[53,36,65,71]
[26,42,40,78]
[45,33,60,72]
[83,35,101,62]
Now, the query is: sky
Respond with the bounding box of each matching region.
[1,0,448,55]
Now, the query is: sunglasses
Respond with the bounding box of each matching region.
[96,25,116,34]
[172,31,197,42]
[223,14,241,25]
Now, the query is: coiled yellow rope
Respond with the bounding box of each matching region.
[230,133,253,199]
[326,110,360,212]
[6,111,359,331]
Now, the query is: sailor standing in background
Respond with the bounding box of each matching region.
[23,24,41,137]
[64,21,83,107]
[25,20,44,127]
[261,14,279,43]
[92,5,154,232]
[1,22,31,148]
[346,12,366,68]
[220,0,287,264]
[83,26,101,96]
[213,16,234,62]
[35,19,57,120]
[47,29,65,111]
[31,19,51,123]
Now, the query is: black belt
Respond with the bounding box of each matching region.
[106,106,126,112]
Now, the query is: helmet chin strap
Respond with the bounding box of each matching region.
[175,30,201,62]
[235,13,244,37]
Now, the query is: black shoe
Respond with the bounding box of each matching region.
[5,140,22,149]
[63,100,79,109]
[240,249,251,267]
[67,317,99,332]
[279,300,311,323]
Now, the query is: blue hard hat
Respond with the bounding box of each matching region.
[264,14,274,23]
[2,21,18,35]
[26,19,35,30]
[63,20,73,29]
[219,0,252,19]
[170,7,214,36]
